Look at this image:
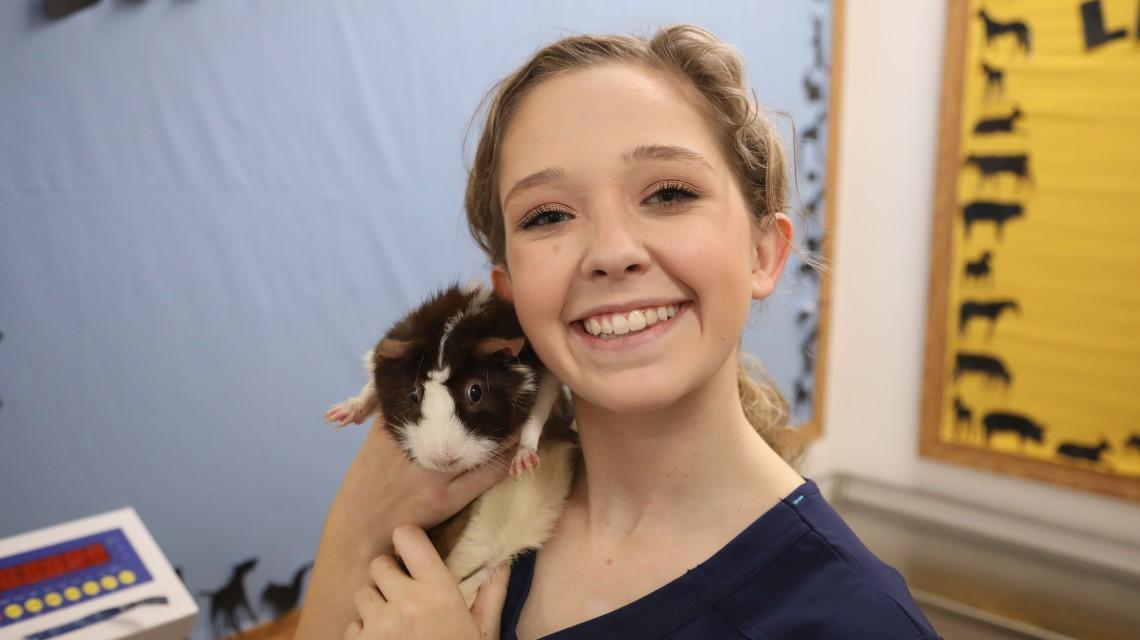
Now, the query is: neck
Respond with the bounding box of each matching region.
[566,355,803,545]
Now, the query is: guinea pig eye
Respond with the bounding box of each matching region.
[465,382,482,405]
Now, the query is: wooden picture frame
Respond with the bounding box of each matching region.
[919,0,1140,502]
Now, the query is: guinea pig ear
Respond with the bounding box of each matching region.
[475,336,526,359]
[377,338,413,359]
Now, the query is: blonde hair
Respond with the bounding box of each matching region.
[463,24,812,468]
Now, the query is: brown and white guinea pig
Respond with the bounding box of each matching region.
[324,276,579,606]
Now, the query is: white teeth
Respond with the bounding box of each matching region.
[612,314,629,335]
[582,303,683,337]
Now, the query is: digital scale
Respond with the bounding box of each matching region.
[0,508,197,640]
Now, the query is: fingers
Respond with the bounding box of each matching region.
[352,584,384,627]
[369,554,409,603]
[391,525,454,587]
[471,563,511,638]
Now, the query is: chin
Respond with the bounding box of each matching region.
[574,378,686,417]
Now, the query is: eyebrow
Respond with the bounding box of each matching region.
[501,144,714,208]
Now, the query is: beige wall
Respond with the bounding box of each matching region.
[814,0,1140,564]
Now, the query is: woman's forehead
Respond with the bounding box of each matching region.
[498,65,725,192]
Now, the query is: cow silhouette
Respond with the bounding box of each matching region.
[1057,439,1112,468]
[959,299,1020,336]
[963,201,1024,239]
[964,251,993,283]
[977,9,1032,55]
[964,154,1034,189]
[974,106,1024,135]
[983,412,1043,446]
[953,352,1013,386]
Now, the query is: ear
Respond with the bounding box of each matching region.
[377,338,412,359]
[490,263,513,303]
[475,336,526,358]
[750,212,794,301]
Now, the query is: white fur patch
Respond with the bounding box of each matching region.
[449,438,578,607]
[408,367,497,471]
[437,284,494,370]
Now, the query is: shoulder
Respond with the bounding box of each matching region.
[695,481,942,640]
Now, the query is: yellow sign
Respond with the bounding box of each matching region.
[921,0,1140,501]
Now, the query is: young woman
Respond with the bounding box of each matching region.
[296,24,941,640]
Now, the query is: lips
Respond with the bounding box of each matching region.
[572,301,689,348]
[580,303,681,337]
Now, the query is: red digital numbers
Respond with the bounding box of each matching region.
[0,543,110,593]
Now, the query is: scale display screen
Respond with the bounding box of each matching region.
[0,543,111,593]
[0,529,152,629]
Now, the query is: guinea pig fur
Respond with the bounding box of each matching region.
[325,277,579,606]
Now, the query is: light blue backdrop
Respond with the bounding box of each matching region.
[0,1,830,637]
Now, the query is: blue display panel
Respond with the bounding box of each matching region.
[0,529,152,629]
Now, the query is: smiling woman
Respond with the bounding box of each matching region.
[296,23,940,640]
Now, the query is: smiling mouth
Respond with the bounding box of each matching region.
[573,301,690,342]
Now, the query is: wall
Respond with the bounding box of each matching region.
[0,2,831,637]
[821,0,1140,569]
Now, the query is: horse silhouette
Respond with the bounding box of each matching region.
[978,9,1032,55]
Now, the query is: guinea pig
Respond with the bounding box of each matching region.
[324,276,579,605]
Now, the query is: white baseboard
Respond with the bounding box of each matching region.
[827,472,1140,583]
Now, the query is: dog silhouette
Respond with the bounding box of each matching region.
[1057,439,1112,469]
[974,106,1024,135]
[964,250,994,284]
[959,299,1020,336]
[1126,432,1140,453]
[260,562,313,619]
[199,558,259,637]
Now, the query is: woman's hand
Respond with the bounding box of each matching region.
[295,418,518,640]
[345,525,511,640]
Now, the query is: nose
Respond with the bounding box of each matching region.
[580,204,651,279]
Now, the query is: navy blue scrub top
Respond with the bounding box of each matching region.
[500,478,942,639]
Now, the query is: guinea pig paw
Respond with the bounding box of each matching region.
[324,400,367,427]
[509,448,541,479]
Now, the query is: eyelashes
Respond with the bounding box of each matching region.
[518,180,700,230]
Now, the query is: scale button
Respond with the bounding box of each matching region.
[119,570,136,585]
[64,586,81,601]
[45,592,64,607]
[82,580,100,596]
[25,598,44,613]
[3,604,21,620]
[101,575,119,590]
